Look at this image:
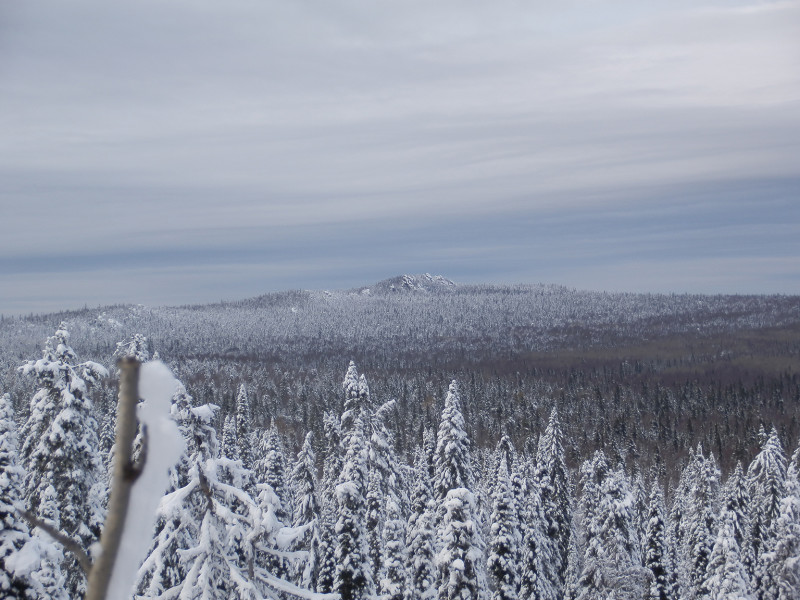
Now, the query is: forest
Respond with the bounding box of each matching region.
[1,274,799,599]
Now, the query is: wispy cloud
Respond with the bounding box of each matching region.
[0,0,798,314]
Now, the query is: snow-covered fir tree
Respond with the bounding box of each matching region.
[221,413,240,460]
[644,481,672,600]
[235,383,255,470]
[577,466,648,600]
[406,449,437,600]
[18,323,108,597]
[704,506,753,600]
[254,420,293,524]
[436,487,486,600]
[0,393,42,599]
[380,497,408,600]
[721,462,755,581]
[335,414,374,600]
[755,466,800,600]
[534,407,571,600]
[30,485,68,600]
[747,428,787,569]
[434,381,474,504]
[292,431,320,586]
[487,457,519,600]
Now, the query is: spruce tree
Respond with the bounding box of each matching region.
[436,488,486,600]
[334,415,374,600]
[487,458,519,600]
[644,481,672,600]
[747,428,787,564]
[235,383,254,469]
[380,497,408,600]
[0,393,43,599]
[704,507,753,600]
[534,407,571,600]
[18,323,108,597]
[254,421,293,524]
[434,381,473,504]
[406,452,437,600]
[292,431,320,586]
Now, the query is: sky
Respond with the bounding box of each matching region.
[1,0,799,316]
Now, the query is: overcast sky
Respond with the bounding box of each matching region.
[1,0,799,315]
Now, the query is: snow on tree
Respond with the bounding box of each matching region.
[721,462,756,581]
[534,407,571,600]
[435,487,487,600]
[704,507,753,600]
[0,393,45,599]
[235,383,255,470]
[518,462,551,600]
[747,428,787,565]
[434,381,474,504]
[644,481,672,600]
[18,323,108,597]
[315,496,339,594]
[221,413,240,460]
[380,497,408,600]
[254,420,294,524]
[335,412,374,600]
[368,399,399,582]
[576,466,648,600]
[29,485,68,600]
[292,431,320,586]
[487,457,518,600]
[340,362,363,447]
[406,452,437,600]
[684,447,721,600]
[114,333,151,363]
[754,464,800,600]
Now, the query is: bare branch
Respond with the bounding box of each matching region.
[85,357,142,600]
[19,509,92,575]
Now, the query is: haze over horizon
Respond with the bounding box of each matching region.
[1,0,799,316]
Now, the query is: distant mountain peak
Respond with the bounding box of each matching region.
[355,273,457,295]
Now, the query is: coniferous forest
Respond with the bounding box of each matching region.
[1,275,799,599]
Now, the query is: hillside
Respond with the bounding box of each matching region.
[1,275,799,478]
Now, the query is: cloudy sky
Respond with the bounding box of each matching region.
[1,0,798,315]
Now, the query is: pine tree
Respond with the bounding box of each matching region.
[221,413,240,460]
[315,496,338,593]
[340,362,362,447]
[335,415,374,600]
[254,421,293,524]
[518,466,550,600]
[0,393,43,599]
[436,488,486,600]
[434,381,473,504]
[487,458,518,600]
[368,399,399,582]
[534,407,571,600]
[721,462,755,581]
[406,453,437,600]
[704,507,753,600]
[577,467,647,600]
[292,431,320,586]
[380,497,408,600]
[30,485,68,600]
[747,428,787,564]
[760,474,800,600]
[684,447,720,600]
[18,323,108,597]
[136,391,268,599]
[235,383,254,470]
[644,481,672,600]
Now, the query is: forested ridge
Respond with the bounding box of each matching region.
[1,275,799,598]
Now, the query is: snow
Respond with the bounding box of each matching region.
[106,360,185,600]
